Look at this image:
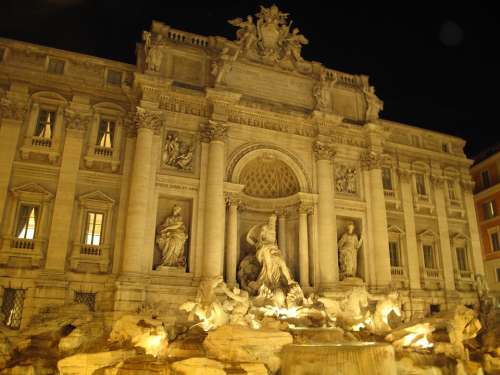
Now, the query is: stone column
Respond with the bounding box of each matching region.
[432,175,456,292]
[277,208,288,260]
[0,98,27,222]
[202,120,228,278]
[361,151,391,287]
[225,194,240,288]
[398,168,422,290]
[313,141,338,289]
[121,108,162,274]
[45,110,90,271]
[298,204,311,288]
[461,179,485,275]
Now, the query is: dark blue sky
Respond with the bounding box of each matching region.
[1,0,498,157]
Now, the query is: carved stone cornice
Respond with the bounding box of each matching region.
[313,141,335,161]
[200,120,228,143]
[224,192,242,207]
[134,107,163,134]
[64,109,91,131]
[297,203,313,215]
[360,150,382,170]
[0,98,28,122]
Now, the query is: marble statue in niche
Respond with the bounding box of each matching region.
[156,205,188,268]
[338,221,363,280]
[162,132,194,171]
[335,165,357,194]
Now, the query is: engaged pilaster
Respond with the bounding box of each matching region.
[313,140,338,289]
[297,204,312,288]
[121,107,163,274]
[225,193,241,288]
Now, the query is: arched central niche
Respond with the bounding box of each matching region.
[239,154,300,198]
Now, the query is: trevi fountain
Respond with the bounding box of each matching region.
[0,4,498,375]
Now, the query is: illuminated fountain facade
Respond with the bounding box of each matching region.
[0,4,494,374]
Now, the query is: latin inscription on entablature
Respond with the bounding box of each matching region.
[226,62,314,109]
[172,55,204,86]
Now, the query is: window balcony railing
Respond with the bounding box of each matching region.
[390,266,405,277]
[424,268,440,279]
[80,244,102,256]
[10,238,35,250]
[384,190,396,198]
[93,146,113,158]
[31,136,52,148]
[70,243,110,273]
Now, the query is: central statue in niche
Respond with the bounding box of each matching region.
[338,221,363,280]
[156,205,188,268]
[243,214,303,307]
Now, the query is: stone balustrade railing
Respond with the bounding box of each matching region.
[390,266,405,277]
[424,268,440,279]
[165,28,209,48]
[325,68,361,87]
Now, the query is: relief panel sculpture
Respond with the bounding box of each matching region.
[161,131,195,171]
[335,164,358,195]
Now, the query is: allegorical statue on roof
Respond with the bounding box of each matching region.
[228,5,309,69]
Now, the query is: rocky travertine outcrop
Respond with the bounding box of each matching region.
[203,324,293,374]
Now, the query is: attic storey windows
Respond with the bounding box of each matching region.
[47,58,65,75]
[415,173,427,196]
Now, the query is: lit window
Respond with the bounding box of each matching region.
[1,288,25,330]
[481,170,491,189]
[389,241,401,267]
[415,173,427,196]
[491,231,500,252]
[382,167,393,191]
[96,120,115,148]
[423,245,435,269]
[74,291,96,312]
[106,70,122,86]
[47,58,65,74]
[35,110,55,139]
[483,200,496,220]
[85,212,103,246]
[447,180,457,201]
[456,247,468,271]
[16,204,38,240]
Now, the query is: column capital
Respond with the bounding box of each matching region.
[0,97,28,122]
[430,174,445,189]
[200,120,229,143]
[360,150,382,170]
[134,107,163,134]
[64,109,91,132]
[460,178,475,192]
[313,140,335,161]
[225,192,242,207]
[275,207,289,217]
[297,203,313,215]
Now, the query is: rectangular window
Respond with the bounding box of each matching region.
[74,292,96,312]
[447,180,457,201]
[481,170,491,189]
[1,288,25,330]
[456,247,468,271]
[430,304,440,315]
[84,212,104,246]
[382,167,393,191]
[483,200,497,220]
[389,241,400,267]
[496,268,500,282]
[442,143,449,153]
[47,58,65,74]
[15,204,39,240]
[423,245,435,269]
[415,173,427,195]
[106,70,122,86]
[35,109,55,139]
[491,231,500,252]
[96,119,115,148]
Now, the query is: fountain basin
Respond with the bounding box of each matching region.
[281,342,397,375]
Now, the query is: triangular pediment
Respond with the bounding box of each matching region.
[79,190,115,204]
[417,228,438,239]
[11,183,53,198]
[451,232,469,243]
[388,224,405,234]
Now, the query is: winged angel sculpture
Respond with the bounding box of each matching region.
[228,5,309,66]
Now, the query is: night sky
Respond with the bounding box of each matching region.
[1,0,498,158]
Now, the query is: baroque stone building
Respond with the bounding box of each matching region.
[0,6,484,330]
